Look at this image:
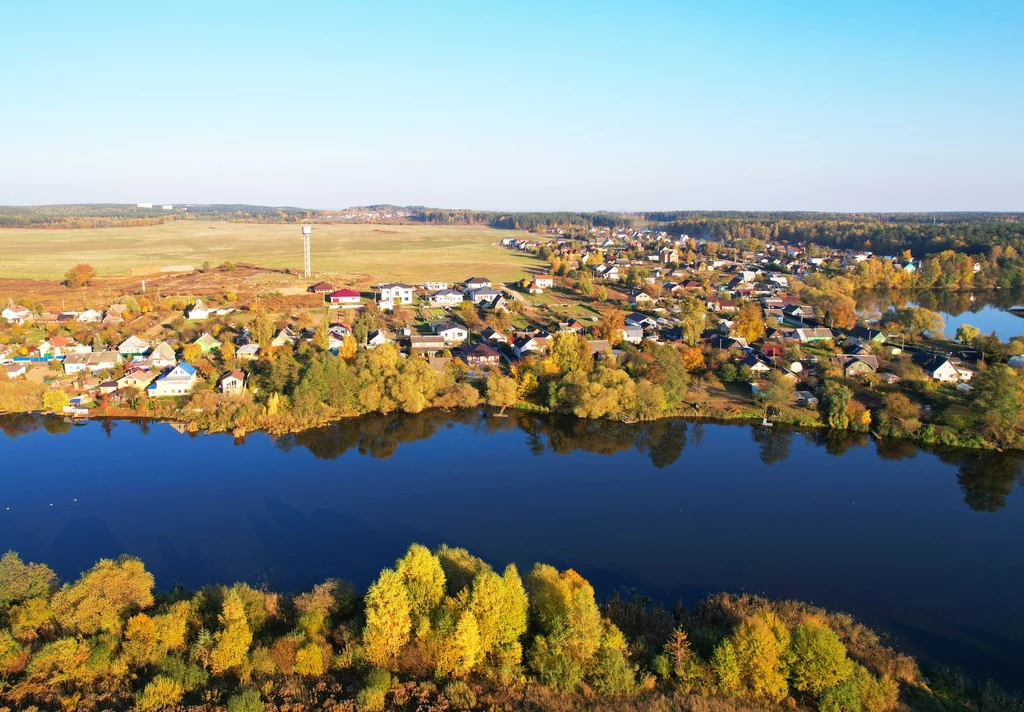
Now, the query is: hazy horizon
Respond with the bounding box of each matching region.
[3,1,1021,212]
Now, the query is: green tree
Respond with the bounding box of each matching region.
[789,621,854,696]
[728,612,791,703]
[252,312,274,347]
[0,551,56,610]
[971,364,1024,447]
[955,323,981,345]
[576,271,594,297]
[678,297,707,346]
[362,568,411,669]
[821,381,853,430]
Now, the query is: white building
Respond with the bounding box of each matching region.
[379,283,415,305]
[147,363,198,397]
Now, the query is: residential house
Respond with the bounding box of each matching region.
[466,286,501,305]
[586,339,611,359]
[912,352,972,383]
[63,351,120,375]
[379,283,415,305]
[186,299,210,320]
[146,342,177,369]
[464,342,502,368]
[795,391,819,407]
[366,329,396,349]
[738,353,772,374]
[118,366,158,392]
[77,309,103,323]
[5,364,27,379]
[512,335,549,358]
[559,319,585,333]
[625,313,657,329]
[429,289,464,306]
[795,327,835,343]
[659,247,679,264]
[431,321,468,345]
[218,370,246,395]
[708,334,749,352]
[482,295,509,311]
[308,281,336,294]
[480,327,508,344]
[147,363,198,397]
[237,344,260,361]
[629,292,657,308]
[830,354,880,378]
[327,289,361,306]
[194,333,222,353]
[423,281,449,291]
[118,335,151,358]
[847,326,887,344]
[409,335,446,355]
[271,327,299,348]
[1,305,32,324]
[463,277,492,290]
[38,336,73,359]
[621,324,644,345]
[532,275,555,290]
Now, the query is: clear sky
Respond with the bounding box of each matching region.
[2,1,1021,212]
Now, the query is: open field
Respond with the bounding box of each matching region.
[0,221,543,284]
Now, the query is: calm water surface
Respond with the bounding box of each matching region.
[858,289,1024,341]
[2,412,1023,685]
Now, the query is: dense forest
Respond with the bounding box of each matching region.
[2,544,1014,712]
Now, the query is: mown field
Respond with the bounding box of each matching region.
[0,221,542,284]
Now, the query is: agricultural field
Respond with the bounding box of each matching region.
[0,221,543,284]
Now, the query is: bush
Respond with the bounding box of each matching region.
[444,680,477,710]
[358,668,394,712]
[135,675,185,711]
[227,687,264,712]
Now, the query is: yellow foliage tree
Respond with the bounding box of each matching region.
[362,569,411,669]
[209,590,253,674]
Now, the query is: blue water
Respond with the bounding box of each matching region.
[1,413,1022,685]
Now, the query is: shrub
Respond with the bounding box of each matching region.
[135,675,185,711]
[444,680,477,710]
[227,687,264,712]
[357,668,393,712]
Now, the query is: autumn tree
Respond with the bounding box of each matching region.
[970,364,1024,448]
[722,612,791,703]
[486,373,518,414]
[955,323,981,345]
[64,264,97,289]
[209,589,253,674]
[395,544,445,638]
[362,568,411,669]
[550,332,590,375]
[51,557,154,636]
[732,303,766,344]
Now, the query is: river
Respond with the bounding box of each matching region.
[1,411,1023,686]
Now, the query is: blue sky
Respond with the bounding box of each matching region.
[1,1,1021,211]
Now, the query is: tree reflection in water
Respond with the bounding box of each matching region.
[2,411,1022,513]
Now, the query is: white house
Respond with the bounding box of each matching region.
[466,287,502,304]
[532,275,555,290]
[1,305,32,324]
[147,363,198,397]
[431,322,468,345]
[237,344,260,361]
[423,281,449,291]
[186,299,211,320]
[271,327,299,348]
[218,370,246,395]
[77,309,103,323]
[145,341,178,369]
[118,335,151,357]
[327,289,361,307]
[428,289,464,306]
[463,277,492,290]
[379,283,415,305]
[63,351,121,375]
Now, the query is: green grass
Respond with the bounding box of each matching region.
[0,221,542,284]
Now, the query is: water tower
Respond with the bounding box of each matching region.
[300,225,312,278]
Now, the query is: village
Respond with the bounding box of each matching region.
[0,224,1001,437]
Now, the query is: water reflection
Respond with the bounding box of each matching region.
[3,410,1022,513]
[856,288,1024,340]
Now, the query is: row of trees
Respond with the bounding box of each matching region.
[0,545,914,711]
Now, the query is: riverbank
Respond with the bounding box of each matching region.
[1,544,1017,712]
